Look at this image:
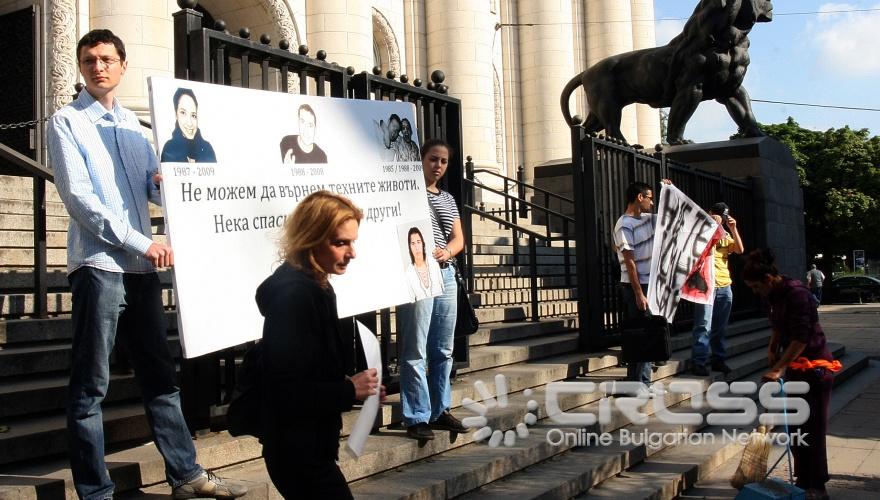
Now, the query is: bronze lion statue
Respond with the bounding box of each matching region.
[560,0,773,145]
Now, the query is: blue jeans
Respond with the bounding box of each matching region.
[619,283,653,386]
[397,266,457,427]
[690,285,733,367]
[67,267,202,500]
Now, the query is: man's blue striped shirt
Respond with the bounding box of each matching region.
[48,90,161,275]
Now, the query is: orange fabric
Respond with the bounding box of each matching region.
[788,357,843,372]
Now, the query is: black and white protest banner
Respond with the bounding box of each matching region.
[647,184,722,322]
[148,77,442,358]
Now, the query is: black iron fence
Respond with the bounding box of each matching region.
[461,158,577,321]
[571,130,761,351]
[171,4,464,430]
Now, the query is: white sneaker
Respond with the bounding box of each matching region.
[635,386,651,399]
[649,386,667,397]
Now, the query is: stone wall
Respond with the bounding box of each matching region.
[665,138,807,280]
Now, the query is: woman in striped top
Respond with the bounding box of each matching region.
[397,139,470,440]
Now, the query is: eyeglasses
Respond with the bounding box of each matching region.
[80,56,121,69]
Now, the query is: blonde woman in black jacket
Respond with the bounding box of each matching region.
[256,191,381,499]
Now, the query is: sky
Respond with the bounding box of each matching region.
[652,0,880,142]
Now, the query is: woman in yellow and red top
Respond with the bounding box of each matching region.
[743,248,839,500]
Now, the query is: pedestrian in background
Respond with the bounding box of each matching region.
[806,264,825,304]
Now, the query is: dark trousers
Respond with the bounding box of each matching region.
[263,448,353,500]
[787,367,833,490]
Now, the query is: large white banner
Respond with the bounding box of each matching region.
[148,77,441,358]
[647,185,720,322]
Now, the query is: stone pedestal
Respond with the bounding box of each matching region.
[664,137,806,280]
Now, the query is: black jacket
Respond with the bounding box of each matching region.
[255,263,358,461]
[160,126,217,163]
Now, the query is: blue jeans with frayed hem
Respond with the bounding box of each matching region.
[397,266,457,427]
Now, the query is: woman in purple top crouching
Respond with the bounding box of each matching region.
[742,248,834,500]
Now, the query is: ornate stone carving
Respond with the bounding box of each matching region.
[50,0,78,112]
[269,0,301,48]
[372,7,400,74]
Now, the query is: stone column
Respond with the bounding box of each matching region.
[89,0,178,115]
[306,0,371,73]
[403,0,427,80]
[630,0,661,148]
[584,0,637,143]
[49,0,81,113]
[499,0,523,179]
[425,0,497,170]
[517,0,576,185]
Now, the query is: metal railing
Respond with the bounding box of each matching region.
[0,142,52,318]
[462,157,577,322]
[571,131,761,351]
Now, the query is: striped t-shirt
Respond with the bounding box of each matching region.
[613,213,656,284]
[427,189,460,251]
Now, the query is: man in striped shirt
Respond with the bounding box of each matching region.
[612,181,670,398]
[48,30,244,500]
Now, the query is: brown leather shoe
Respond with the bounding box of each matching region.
[430,411,468,433]
[406,422,435,440]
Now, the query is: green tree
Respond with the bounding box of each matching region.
[747,118,880,263]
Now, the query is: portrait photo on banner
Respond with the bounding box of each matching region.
[397,220,443,302]
[148,76,431,358]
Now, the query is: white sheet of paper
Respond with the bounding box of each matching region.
[345,321,382,458]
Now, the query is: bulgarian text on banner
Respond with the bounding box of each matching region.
[148,77,441,358]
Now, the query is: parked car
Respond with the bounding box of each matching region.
[825,275,880,303]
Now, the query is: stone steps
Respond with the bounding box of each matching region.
[0,319,578,421]
[0,316,586,464]
[679,357,880,500]
[469,265,572,277]
[470,235,576,249]
[0,318,772,495]
[568,349,869,500]
[0,199,68,217]
[472,274,577,291]
[467,222,568,241]
[355,347,864,500]
[0,248,70,268]
[472,243,576,256]
[0,288,178,318]
[132,328,858,500]
[0,230,68,248]
[0,269,173,294]
[0,335,182,380]
[0,213,70,232]
[473,288,577,308]
[0,185,64,204]
[472,254,573,267]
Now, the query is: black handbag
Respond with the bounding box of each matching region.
[227,341,264,440]
[620,313,672,363]
[427,199,479,337]
[453,264,479,337]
